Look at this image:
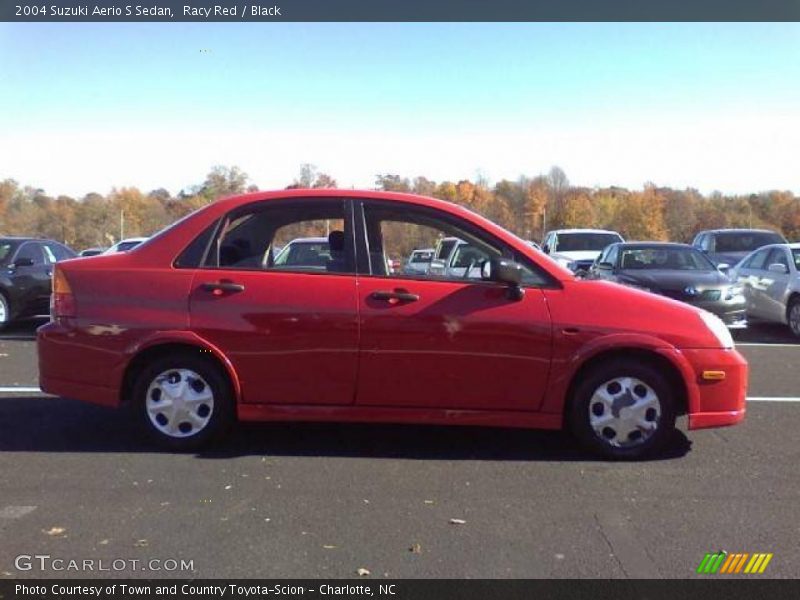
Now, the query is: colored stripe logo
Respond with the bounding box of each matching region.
[697,551,773,574]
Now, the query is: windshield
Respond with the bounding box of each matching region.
[620,247,716,271]
[0,241,18,265]
[557,233,622,252]
[715,232,785,253]
[792,249,800,272]
[435,239,458,260]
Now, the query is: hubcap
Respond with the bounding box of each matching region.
[0,295,7,323]
[790,304,800,336]
[588,377,661,448]
[145,369,214,438]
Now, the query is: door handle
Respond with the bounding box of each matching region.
[371,290,419,303]
[201,281,245,294]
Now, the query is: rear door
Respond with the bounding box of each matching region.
[735,248,770,319]
[353,199,553,412]
[760,247,792,322]
[188,198,360,406]
[12,242,51,315]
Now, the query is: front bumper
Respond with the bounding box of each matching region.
[682,348,748,430]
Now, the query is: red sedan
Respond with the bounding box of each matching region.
[37,190,747,458]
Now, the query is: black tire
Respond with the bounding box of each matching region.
[0,291,10,331]
[788,297,800,338]
[568,359,677,460]
[132,352,235,451]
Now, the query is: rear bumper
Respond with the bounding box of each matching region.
[682,348,748,430]
[37,320,121,407]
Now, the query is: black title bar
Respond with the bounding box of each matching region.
[3,0,800,22]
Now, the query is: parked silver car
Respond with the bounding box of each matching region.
[730,243,800,337]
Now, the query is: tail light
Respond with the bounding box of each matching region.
[51,266,76,319]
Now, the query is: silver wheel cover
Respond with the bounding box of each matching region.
[588,376,661,448]
[145,369,214,438]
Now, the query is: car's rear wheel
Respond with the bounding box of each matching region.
[569,360,676,460]
[133,353,234,450]
[0,291,10,331]
[788,298,800,338]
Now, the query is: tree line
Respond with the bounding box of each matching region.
[1,164,798,251]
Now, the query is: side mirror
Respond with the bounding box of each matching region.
[481,258,524,301]
[12,257,34,268]
[717,263,730,272]
[542,244,550,254]
[767,263,789,274]
[597,261,613,270]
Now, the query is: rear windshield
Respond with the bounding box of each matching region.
[410,251,433,263]
[557,233,622,252]
[792,249,800,271]
[620,247,716,271]
[715,232,784,253]
[117,241,143,252]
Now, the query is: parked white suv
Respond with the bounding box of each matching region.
[542,229,624,274]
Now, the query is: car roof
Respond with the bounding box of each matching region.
[550,229,622,235]
[0,236,53,242]
[412,248,435,253]
[285,237,328,244]
[699,228,782,235]
[616,242,695,249]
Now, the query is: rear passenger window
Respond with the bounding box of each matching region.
[206,200,353,275]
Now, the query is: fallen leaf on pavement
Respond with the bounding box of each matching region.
[322,545,337,549]
[409,543,422,554]
[356,567,370,576]
[134,539,148,547]
[449,518,466,525]
[43,527,66,537]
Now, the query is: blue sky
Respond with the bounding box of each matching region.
[1,23,799,196]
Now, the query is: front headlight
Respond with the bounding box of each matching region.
[699,310,734,349]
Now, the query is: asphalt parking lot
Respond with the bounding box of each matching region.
[0,319,798,579]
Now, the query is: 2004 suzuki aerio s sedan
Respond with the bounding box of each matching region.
[37,190,748,459]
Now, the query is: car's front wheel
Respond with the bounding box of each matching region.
[133,353,235,451]
[0,291,10,331]
[569,360,676,460]
[788,297,800,338]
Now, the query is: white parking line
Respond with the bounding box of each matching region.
[0,506,37,519]
[0,387,798,403]
[747,397,800,402]
[737,343,800,348]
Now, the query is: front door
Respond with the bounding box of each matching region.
[189,198,359,405]
[353,200,553,412]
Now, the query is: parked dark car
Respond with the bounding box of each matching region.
[588,242,747,327]
[79,247,106,257]
[0,237,77,329]
[691,228,787,268]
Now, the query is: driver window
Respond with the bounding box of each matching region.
[362,205,498,282]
